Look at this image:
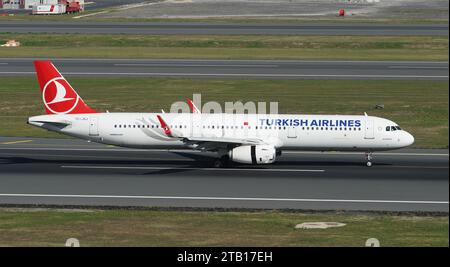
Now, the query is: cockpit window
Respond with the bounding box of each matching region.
[387,125,402,131]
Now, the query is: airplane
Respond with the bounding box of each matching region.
[28,60,415,167]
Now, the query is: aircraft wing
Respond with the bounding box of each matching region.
[156,114,266,151]
[181,136,265,151]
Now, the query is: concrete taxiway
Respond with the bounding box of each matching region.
[0,22,448,36]
[0,58,448,80]
[0,137,448,212]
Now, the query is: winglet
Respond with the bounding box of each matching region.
[156,115,172,137]
[187,98,201,114]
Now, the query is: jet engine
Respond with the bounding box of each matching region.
[228,145,277,164]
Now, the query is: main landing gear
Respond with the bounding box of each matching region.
[213,155,230,168]
[365,152,373,167]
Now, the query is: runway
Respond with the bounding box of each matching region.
[0,58,448,80]
[0,22,448,36]
[0,137,448,212]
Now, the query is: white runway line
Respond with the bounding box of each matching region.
[0,193,447,205]
[61,165,325,172]
[72,11,109,19]
[113,63,279,68]
[283,151,449,156]
[388,66,449,69]
[0,152,190,161]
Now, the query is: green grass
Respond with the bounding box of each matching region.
[0,34,447,61]
[0,77,448,148]
[0,208,447,247]
[1,10,448,25]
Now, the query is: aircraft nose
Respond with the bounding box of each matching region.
[404,131,415,146]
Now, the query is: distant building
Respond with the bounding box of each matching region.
[1,0,84,10]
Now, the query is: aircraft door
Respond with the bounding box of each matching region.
[364,117,375,139]
[89,117,99,136]
[191,113,203,138]
[287,126,297,138]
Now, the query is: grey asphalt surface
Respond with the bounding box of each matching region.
[0,137,448,212]
[0,21,448,36]
[0,58,448,80]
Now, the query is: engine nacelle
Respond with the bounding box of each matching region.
[228,145,277,164]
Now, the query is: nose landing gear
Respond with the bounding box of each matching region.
[365,152,373,167]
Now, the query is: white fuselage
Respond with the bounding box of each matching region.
[28,113,414,152]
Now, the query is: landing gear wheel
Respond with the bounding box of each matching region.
[365,152,373,167]
[213,156,230,168]
[213,159,224,168]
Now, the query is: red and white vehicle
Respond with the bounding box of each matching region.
[32,4,66,15]
[28,61,415,167]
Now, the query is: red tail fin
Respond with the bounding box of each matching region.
[34,60,97,115]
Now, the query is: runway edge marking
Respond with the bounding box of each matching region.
[0,194,447,205]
